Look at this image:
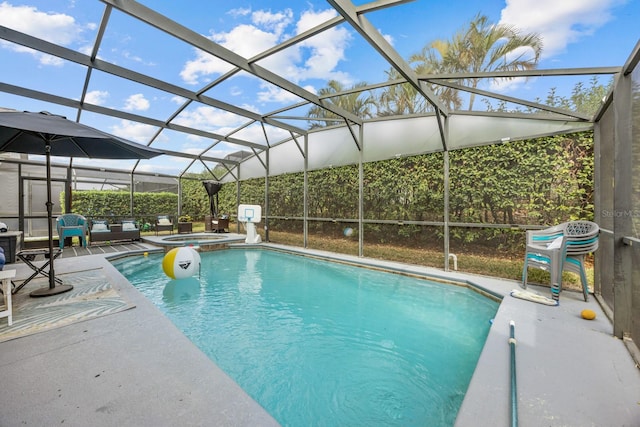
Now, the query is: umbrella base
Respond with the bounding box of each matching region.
[30,284,74,298]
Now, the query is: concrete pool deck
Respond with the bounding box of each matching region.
[0,243,638,426]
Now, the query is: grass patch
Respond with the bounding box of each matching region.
[266,230,591,292]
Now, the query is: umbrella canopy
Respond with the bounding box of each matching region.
[0,111,164,297]
[0,111,163,159]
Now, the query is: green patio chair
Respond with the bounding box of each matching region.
[56,214,88,249]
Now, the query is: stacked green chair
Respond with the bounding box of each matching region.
[522,220,599,301]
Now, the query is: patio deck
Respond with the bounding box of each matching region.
[0,244,638,426]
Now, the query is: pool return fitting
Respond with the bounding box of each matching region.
[447,253,458,271]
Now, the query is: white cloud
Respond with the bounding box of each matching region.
[228,7,251,18]
[382,32,394,46]
[37,53,65,67]
[257,83,305,103]
[135,161,187,174]
[0,2,78,44]
[84,90,109,106]
[252,8,293,35]
[500,0,625,59]
[118,50,156,66]
[489,76,531,93]
[213,24,282,59]
[172,105,248,131]
[123,94,150,111]
[291,9,352,82]
[180,6,354,93]
[230,86,243,97]
[171,96,187,105]
[234,122,289,144]
[110,120,157,143]
[78,44,94,56]
[303,85,318,95]
[180,51,231,85]
[295,8,333,33]
[180,23,281,84]
[0,2,91,65]
[238,103,260,114]
[256,82,325,104]
[181,146,209,156]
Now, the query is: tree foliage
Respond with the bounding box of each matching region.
[180,176,210,219]
[228,129,593,253]
[410,14,542,110]
[307,80,376,128]
[536,76,612,116]
[66,190,178,225]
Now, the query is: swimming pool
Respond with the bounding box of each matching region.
[113,248,498,426]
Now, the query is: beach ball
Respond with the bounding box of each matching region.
[162,247,201,279]
[581,309,596,320]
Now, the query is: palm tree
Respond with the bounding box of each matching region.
[412,14,543,110]
[407,39,464,111]
[377,68,429,116]
[307,80,375,129]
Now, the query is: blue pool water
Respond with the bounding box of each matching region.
[113,249,498,426]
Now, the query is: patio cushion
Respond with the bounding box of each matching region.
[122,221,137,231]
[91,220,109,232]
[158,218,171,225]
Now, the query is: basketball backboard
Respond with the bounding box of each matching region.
[237,204,261,223]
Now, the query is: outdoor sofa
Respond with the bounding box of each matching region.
[89,219,140,245]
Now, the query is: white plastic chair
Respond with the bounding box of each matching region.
[522,221,599,301]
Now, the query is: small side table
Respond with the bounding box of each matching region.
[178,222,192,234]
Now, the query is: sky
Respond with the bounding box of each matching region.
[0,0,638,176]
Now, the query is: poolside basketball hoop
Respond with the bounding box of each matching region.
[238,204,262,244]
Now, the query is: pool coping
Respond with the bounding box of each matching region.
[142,231,246,248]
[0,243,638,426]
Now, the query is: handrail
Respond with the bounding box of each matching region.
[267,215,553,230]
[622,236,640,246]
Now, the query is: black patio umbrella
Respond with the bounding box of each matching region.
[203,181,223,218]
[0,111,163,297]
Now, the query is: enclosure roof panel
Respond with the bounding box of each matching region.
[0,0,634,179]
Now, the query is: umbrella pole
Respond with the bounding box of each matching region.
[46,142,55,289]
[30,142,73,297]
